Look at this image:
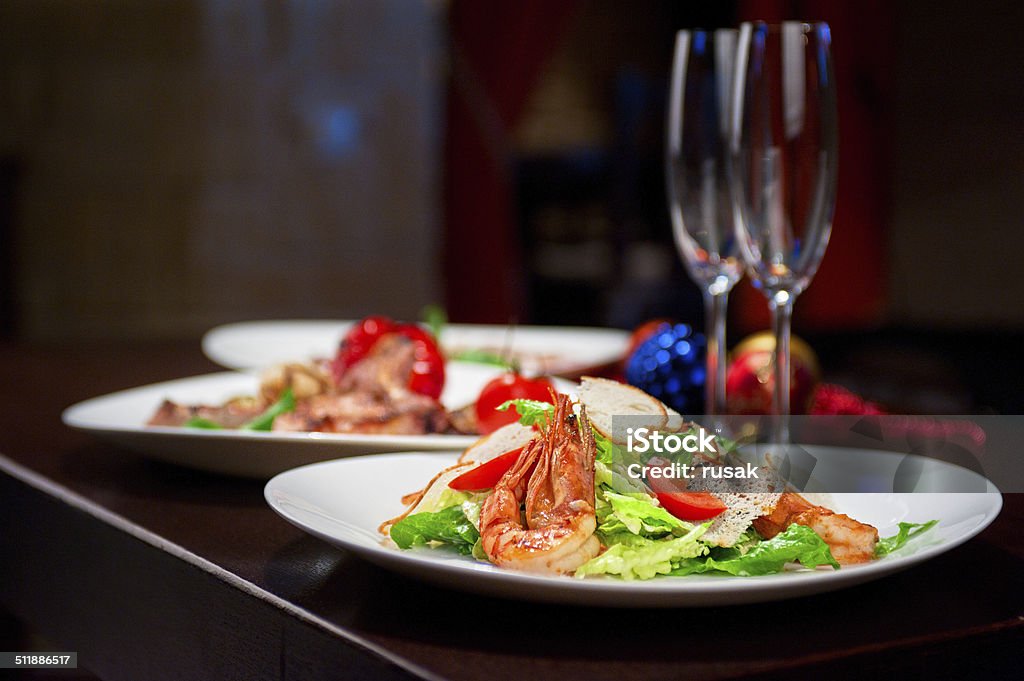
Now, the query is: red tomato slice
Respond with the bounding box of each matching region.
[645,457,727,521]
[448,447,524,491]
[474,373,555,435]
[654,490,727,521]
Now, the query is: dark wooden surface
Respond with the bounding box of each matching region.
[1,341,1022,680]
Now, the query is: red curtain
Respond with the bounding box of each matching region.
[732,0,894,335]
[442,1,579,323]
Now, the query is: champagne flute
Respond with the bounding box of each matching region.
[666,28,743,418]
[729,21,838,442]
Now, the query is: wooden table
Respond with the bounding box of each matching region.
[1,341,1021,680]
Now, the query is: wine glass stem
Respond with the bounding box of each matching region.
[769,291,794,443]
[703,289,729,417]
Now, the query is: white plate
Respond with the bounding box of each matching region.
[202,320,629,376]
[62,362,519,478]
[265,448,1002,607]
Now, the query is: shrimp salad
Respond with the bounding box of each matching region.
[380,378,936,580]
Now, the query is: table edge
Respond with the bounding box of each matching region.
[0,452,447,681]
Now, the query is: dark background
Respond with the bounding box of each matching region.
[1,0,1023,414]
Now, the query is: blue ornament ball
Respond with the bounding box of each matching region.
[625,323,707,415]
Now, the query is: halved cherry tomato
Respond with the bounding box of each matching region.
[474,373,555,435]
[645,457,727,521]
[655,491,728,521]
[448,446,524,491]
[331,316,445,399]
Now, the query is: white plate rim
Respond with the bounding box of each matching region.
[61,372,479,448]
[61,368,576,478]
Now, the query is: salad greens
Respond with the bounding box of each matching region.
[241,388,296,431]
[421,303,447,341]
[389,505,480,555]
[597,491,692,537]
[183,388,296,431]
[182,417,222,429]
[669,524,840,577]
[496,398,554,428]
[449,348,511,367]
[388,398,940,579]
[875,520,939,557]
[576,524,709,580]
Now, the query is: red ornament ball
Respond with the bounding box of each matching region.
[725,332,821,415]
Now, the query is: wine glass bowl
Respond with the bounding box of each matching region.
[730,21,838,298]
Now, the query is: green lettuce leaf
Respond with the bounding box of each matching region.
[421,303,447,340]
[449,348,511,368]
[598,491,692,537]
[595,460,651,496]
[460,499,483,530]
[389,505,480,555]
[182,388,296,431]
[183,416,222,429]
[497,399,554,427]
[875,520,938,557]
[670,524,840,576]
[575,523,709,580]
[593,429,616,464]
[241,388,296,431]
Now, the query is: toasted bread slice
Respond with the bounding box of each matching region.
[578,376,668,444]
[378,461,475,535]
[457,422,537,465]
[686,460,784,546]
[664,405,688,432]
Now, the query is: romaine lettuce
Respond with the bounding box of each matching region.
[497,399,554,427]
[598,491,692,537]
[670,524,840,576]
[595,460,650,496]
[875,520,938,557]
[575,523,709,580]
[389,505,480,555]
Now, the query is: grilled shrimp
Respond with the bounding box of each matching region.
[479,395,600,574]
[754,492,879,564]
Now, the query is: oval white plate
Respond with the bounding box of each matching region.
[265,448,1002,607]
[202,320,629,376]
[62,362,525,478]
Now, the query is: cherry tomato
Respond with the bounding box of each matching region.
[448,446,525,491]
[331,316,445,400]
[395,324,446,400]
[645,457,727,521]
[474,373,555,435]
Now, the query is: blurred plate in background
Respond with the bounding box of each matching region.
[61,362,528,478]
[202,320,629,377]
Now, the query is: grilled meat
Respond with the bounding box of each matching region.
[147,397,264,429]
[272,390,447,434]
[148,330,452,435]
